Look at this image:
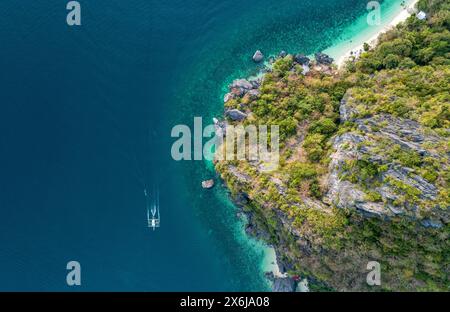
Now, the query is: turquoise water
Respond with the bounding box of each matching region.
[325,0,417,61]
[0,0,405,291]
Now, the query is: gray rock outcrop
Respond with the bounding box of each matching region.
[201,179,214,189]
[294,54,310,65]
[272,277,297,292]
[253,50,264,62]
[226,109,247,121]
[315,52,334,65]
[325,90,448,226]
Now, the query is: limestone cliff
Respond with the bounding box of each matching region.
[215,0,449,291]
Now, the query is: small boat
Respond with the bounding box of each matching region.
[145,188,160,231]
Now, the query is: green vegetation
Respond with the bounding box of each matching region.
[216,0,449,291]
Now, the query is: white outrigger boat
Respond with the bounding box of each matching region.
[145,188,160,230]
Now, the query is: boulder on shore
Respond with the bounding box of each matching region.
[315,52,334,65]
[226,109,247,121]
[294,54,310,65]
[201,179,214,189]
[230,79,253,91]
[278,50,287,58]
[249,77,262,89]
[223,92,234,103]
[252,50,264,62]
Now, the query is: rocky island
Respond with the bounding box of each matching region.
[215,0,449,291]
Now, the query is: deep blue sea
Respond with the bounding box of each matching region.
[0,0,400,291]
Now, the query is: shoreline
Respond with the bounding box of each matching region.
[261,246,287,278]
[332,0,419,68]
[217,0,421,290]
[260,0,419,284]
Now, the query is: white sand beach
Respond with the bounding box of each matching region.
[262,246,288,278]
[324,0,420,68]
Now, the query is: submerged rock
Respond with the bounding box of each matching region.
[252,50,264,62]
